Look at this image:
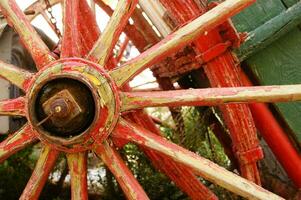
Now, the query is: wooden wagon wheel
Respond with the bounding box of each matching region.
[0,0,298,199]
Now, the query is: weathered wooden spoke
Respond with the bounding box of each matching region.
[87,0,138,66]
[112,118,283,200]
[61,0,100,58]
[0,124,37,163]
[109,0,255,87]
[0,0,55,69]
[94,140,149,200]
[66,152,88,200]
[120,84,301,111]
[20,146,59,200]
[0,60,33,91]
[0,97,26,116]
[61,0,82,57]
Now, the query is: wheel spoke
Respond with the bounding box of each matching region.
[66,152,88,200]
[0,60,33,91]
[94,140,149,200]
[61,0,83,57]
[0,0,55,69]
[129,112,217,199]
[87,0,138,66]
[120,84,301,111]
[20,146,59,200]
[109,0,255,87]
[61,0,100,58]
[112,119,283,200]
[0,124,37,163]
[0,97,26,116]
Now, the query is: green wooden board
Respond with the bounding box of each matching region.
[231,0,285,32]
[208,0,301,143]
[231,0,301,143]
[282,0,299,7]
[246,28,301,143]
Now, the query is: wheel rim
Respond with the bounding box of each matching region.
[0,0,292,199]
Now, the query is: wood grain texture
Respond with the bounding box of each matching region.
[94,141,149,200]
[231,0,285,32]
[20,146,59,200]
[66,152,88,200]
[246,29,301,144]
[110,0,256,87]
[0,0,55,68]
[237,1,301,61]
[113,119,284,200]
[0,124,37,163]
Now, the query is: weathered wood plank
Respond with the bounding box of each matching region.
[282,0,299,8]
[236,1,301,61]
[245,29,301,144]
[231,0,285,32]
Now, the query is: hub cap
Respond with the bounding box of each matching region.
[26,58,120,152]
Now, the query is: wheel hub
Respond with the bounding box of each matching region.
[26,58,120,152]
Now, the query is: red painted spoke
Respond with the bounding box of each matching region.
[109,0,255,87]
[112,119,283,200]
[0,60,33,91]
[0,0,55,69]
[0,124,37,163]
[0,97,26,116]
[61,0,100,58]
[130,111,217,199]
[116,37,130,64]
[120,84,301,111]
[94,140,149,200]
[20,146,59,200]
[66,152,88,200]
[87,0,138,66]
[61,0,82,57]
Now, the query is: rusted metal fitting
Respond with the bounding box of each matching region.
[42,89,82,127]
[26,58,120,153]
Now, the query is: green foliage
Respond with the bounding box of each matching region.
[0,139,35,199]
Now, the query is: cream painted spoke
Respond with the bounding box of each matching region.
[120,84,301,111]
[109,0,255,87]
[112,119,283,200]
[0,60,33,91]
[87,0,138,66]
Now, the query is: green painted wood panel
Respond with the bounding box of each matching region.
[282,0,299,7]
[246,28,301,143]
[231,0,285,32]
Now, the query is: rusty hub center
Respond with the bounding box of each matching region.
[26,58,120,152]
[35,78,95,138]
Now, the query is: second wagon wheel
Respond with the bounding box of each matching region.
[0,0,297,199]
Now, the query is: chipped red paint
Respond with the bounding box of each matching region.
[0,0,292,198]
[240,71,301,188]
[67,152,88,200]
[120,84,301,110]
[20,146,59,200]
[159,0,262,184]
[0,124,37,163]
[0,97,26,116]
[94,140,150,200]
[112,119,283,199]
[61,0,100,58]
[130,111,218,200]
[0,0,55,68]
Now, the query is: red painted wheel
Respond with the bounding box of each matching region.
[0,0,297,199]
